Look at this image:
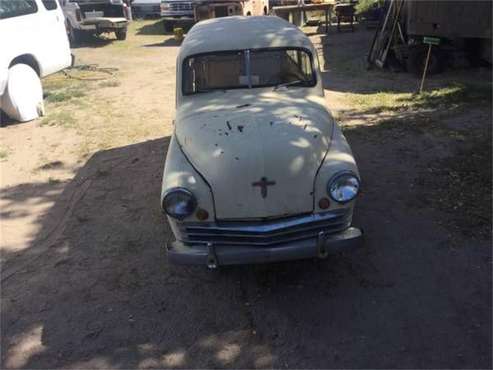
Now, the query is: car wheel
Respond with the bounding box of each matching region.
[67,22,82,46]
[115,28,127,40]
[1,64,44,122]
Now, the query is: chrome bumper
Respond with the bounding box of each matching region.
[166,210,363,267]
[167,227,363,267]
[160,10,194,18]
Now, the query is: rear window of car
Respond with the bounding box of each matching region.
[0,0,38,19]
[182,48,316,95]
[42,0,58,10]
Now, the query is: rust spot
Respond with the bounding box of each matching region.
[236,103,251,109]
[237,125,244,133]
[226,121,232,130]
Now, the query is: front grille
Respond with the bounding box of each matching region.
[133,5,160,13]
[178,209,350,247]
[169,2,192,11]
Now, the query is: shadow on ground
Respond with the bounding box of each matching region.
[1,118,491,368]
[69,33,114,49]
[136,19,194,36]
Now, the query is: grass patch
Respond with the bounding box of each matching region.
[0,147,10,161]
[41,111,77,128]
[347,83,492,115]
[45,87,86,103]
[44,73,89,104]
[98,79,121,88]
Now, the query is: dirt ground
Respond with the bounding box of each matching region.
[1,20,491,369]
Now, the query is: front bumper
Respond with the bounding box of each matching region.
[166,226,363,267]
[81,18,127,30]
[160,10,194,19]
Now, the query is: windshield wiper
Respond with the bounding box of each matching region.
[273,80,305,91]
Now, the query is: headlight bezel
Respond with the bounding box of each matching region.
[327,171,360,204]
[162,187,197,220]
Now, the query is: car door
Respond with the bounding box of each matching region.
[0,0,42,91]
[36,0,71,75]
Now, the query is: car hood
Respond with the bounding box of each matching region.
[175,89,334,220]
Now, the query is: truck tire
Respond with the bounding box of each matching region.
[115,28,127,40]
[406,45,445,76]
[68,22,82,46]
[1,64,44,122]
[164,21,174,33]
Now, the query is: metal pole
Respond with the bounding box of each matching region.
[418,44,432,94]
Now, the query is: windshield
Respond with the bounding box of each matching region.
[182,48,316,95]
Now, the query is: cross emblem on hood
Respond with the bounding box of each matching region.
[252,177,276,199]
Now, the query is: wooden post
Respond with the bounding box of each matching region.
[418,44,432,94]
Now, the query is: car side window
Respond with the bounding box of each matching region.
[42,0,58,10]
[0,0,38,19]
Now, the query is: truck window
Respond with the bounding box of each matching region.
[183,48,316,95]
[0,0,38,19]
[42,0,58,10]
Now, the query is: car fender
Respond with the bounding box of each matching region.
[161,134,215,222]
[0,65,8,99]
[313,123,360,212]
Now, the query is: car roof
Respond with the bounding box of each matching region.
[178,16,314,60]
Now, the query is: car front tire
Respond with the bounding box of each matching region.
[1,64,44,122]
[67,22,82,46]
[115,28,127,40]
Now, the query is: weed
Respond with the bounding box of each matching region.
[98,79,121,88]
[41,111,77,128]
[0,148,9,161]
[45,87,86,103]
[346,83,491,115]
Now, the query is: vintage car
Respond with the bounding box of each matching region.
[161,16,362,268]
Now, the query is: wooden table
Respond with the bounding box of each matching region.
[272,3,335,33]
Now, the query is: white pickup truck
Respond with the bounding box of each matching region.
[0,0,72,122]
[62,0,129,44]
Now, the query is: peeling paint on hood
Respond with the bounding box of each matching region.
[176,89,334,220]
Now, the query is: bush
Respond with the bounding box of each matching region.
[355,0,382,15]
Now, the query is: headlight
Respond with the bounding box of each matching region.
[328,172,360,203]
[162,188,197,220]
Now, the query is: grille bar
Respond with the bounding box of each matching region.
[178,210,351,247]
[169,2,193,11]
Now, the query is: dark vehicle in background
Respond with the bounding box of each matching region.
[131,0,161,17]
[160,0,268,32]
[368,0,492,75]
[160,0,194,31]
[403,0,492,74]
[61,0,129,44]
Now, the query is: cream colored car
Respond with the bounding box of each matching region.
[161,16,362,268]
